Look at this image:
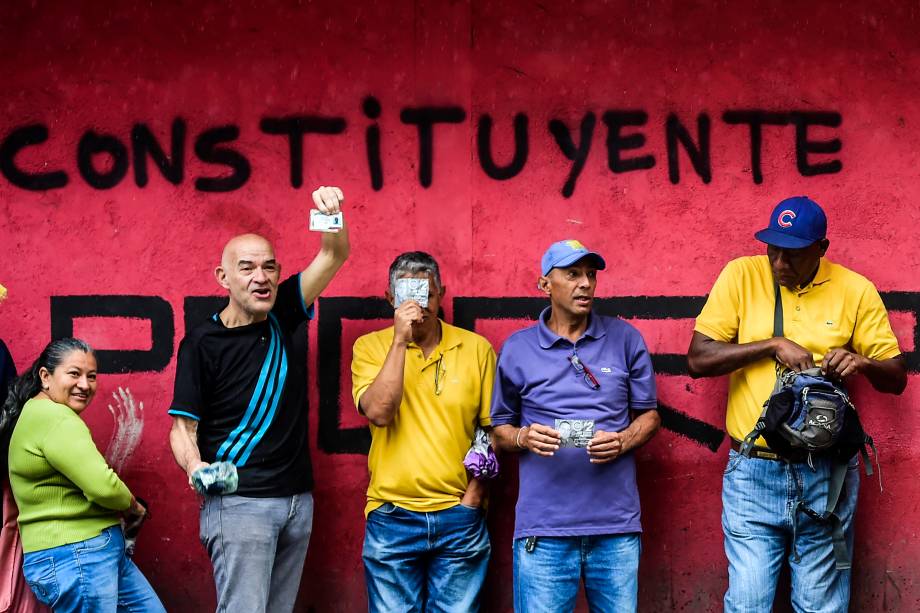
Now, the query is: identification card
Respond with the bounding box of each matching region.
[309,210,344,232]
[555,418,596,448]
[394,277,429,308]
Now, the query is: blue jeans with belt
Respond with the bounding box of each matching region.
[21,525,165,612]
[722,449,860,613]
[513,533,641,613]
[362,502,490,612]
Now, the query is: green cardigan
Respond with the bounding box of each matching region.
[8,398,132,552]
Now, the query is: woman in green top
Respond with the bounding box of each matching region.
[1,338,165,612]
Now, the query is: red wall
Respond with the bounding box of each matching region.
[1,1,918,610]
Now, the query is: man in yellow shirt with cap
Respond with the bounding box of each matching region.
[687,196,906,613]
[352,251,494,613]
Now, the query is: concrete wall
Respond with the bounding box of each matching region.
[1,1,918,610]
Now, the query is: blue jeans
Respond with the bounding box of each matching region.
[513,534,641,613]
[200,492,313,613]
[722,449,859,613]
[362,502,490,612]
[21,525,165,612]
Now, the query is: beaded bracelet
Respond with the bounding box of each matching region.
[515,426,529,449]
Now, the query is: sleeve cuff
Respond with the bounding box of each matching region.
[693,322,733,343]
[168,410,200,421]
[870,347,903,362]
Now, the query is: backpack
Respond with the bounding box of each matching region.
[741,367,876,468]
[738,284,879,571]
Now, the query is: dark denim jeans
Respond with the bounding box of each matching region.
[722,449,859,613]
[21,525,165,612]
[512,533,641,613]
[362,502,490,612]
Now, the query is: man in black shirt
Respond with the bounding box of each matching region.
[168,186,350,612]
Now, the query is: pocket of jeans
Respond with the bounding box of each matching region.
[22,555,59,606]
[73,528,113,553]
[458,503,483,513]
[723,449,744,475]
[370,502,399,516]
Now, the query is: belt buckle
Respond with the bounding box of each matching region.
[754,449,779,461]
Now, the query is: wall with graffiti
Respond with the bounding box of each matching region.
[2,1,919,610]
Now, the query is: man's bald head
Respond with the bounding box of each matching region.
[215,233,281,323]
[221,234,275,269]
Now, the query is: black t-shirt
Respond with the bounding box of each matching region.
[169,274,314,497]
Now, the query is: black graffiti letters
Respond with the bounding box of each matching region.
[0,124,69,190]
[721,110,843,184]
[549,113,596,198]
[0,102,844,196]
[399,106,467,188]
[666,113,711,184]
[132,120,186,187]
[363,97,384,191]
[50,296,174,374]
[194,125,251,192]
[478,113,529,181]
[602,111,656,174]
[78,131,130,190]
[790,112,842,176]
[259,115,347,188]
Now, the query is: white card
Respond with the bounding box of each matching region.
[394,278,429,308]
[555,419,596,448]
[309,210,344,232]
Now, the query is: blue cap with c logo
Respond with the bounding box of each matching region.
[754,196,827,248]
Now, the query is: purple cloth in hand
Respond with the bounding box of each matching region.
[463,427,499,479]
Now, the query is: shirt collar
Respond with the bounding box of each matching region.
[536,306,606,349]
[796,258,832,293]
[407,319,462,357]
[810,258,832,286]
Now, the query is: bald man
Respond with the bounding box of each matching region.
[168,186,350,612]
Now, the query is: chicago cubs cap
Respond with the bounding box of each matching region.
[754,196,827,249]
[541,240,606,276]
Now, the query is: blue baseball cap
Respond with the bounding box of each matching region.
[541,240,606,276]
[754,196,827,249]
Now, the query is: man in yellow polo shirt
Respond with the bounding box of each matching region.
[687,196,906,613]
[352,251,494,612]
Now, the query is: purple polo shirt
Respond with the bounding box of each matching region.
[491,308,657,539]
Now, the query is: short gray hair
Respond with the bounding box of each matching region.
[388,251,442,292]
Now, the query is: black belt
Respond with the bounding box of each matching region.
[730,439,806,463]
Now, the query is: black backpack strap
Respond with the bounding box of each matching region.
[774,282,783,338]
[862,435,880,486]
[825,462,851,570]
[791,461,851,571]
[738,421,765,457]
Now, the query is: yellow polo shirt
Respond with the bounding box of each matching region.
[695,256,902,443]
[352,320,495,516]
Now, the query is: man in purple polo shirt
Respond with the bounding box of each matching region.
[492,239,660,613]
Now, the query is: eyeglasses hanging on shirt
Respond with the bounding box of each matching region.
[434,354,446,395]
[568,352,600,390]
